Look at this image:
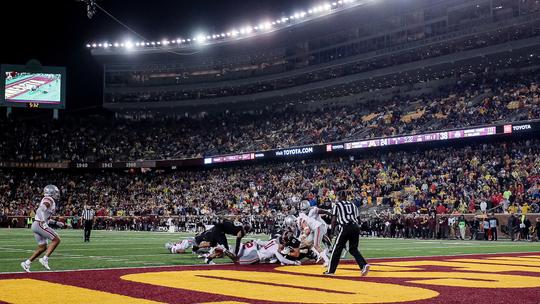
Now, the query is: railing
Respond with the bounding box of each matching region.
[2,214,538,240]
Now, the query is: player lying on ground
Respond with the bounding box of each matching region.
[165,229,214,254]
[236,236,301,265]
[21,185,63,273]
[165,237,206,254]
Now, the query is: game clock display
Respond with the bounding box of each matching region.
[0,64,66,109]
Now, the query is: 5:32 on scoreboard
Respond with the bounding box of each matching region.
[0,64,66,109]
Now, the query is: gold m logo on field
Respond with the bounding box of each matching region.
[121,270,438,303]
[277,255,540,289]
[1,255,539,304]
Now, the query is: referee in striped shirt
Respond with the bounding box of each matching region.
[82,205,95,242]
[325,190,370,276]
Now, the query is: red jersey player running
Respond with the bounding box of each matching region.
[21,185,63,272]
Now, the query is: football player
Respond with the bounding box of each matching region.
[297,201,331,266]
[165,237,197,254]
[202,220,251,264]
[237,236,300,265]
[21,185,63,272]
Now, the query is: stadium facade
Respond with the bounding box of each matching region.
[91,0,540,111]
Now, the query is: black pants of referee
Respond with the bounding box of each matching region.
[84,220,93,242]
[328,223,368,274]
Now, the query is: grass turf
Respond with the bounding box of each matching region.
[1,228,540,273]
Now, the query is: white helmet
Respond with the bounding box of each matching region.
[43,185,60,200]
[283,215,297,227]
[299,200,311,212]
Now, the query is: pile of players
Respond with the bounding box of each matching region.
[165,200,334,266]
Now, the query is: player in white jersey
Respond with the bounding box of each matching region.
[165,237,197,254]
[21,185,63,272]
[237,238,300,265]
[298,201,330,266]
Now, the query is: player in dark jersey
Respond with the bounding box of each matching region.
[212,220,251,254]
[204,220,251,264]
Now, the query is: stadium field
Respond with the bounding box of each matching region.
[1,229,540,303]
[1,229,540,273]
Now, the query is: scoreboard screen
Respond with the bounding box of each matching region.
[1,64,66,109]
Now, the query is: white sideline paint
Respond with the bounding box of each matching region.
[1,250,539,275]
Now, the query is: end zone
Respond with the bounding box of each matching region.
[0,253,539,303]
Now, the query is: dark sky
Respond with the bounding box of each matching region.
[2,0,313,110]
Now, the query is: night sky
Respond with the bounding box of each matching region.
[2,0,313,110]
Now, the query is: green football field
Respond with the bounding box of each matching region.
[1,228,540,273]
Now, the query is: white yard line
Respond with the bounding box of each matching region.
[1,250,540,275]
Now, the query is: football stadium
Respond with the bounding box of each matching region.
[1,0,540,303]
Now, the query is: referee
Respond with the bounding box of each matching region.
[325,190,370,276]
[81,205,95,242]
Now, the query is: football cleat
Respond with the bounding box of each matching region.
[361,264,371,277]
[39,257,50,270]
[165,242,173,250]
[205,258,216,265]
[20,262,31,273]
[323,271,334,276]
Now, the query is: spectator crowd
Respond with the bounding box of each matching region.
[1,138,539,239]
[1,71,539,162]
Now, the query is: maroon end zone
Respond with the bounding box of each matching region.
[1,252,540,304]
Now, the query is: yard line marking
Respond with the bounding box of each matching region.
[2,251,540,275]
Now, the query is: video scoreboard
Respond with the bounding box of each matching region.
[1,64,66,109]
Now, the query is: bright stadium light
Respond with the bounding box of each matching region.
[103,42,109,48]
[194,34,206,43]
[125,41,133,49]
[92,43,97,47]
[86,0,365,49]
